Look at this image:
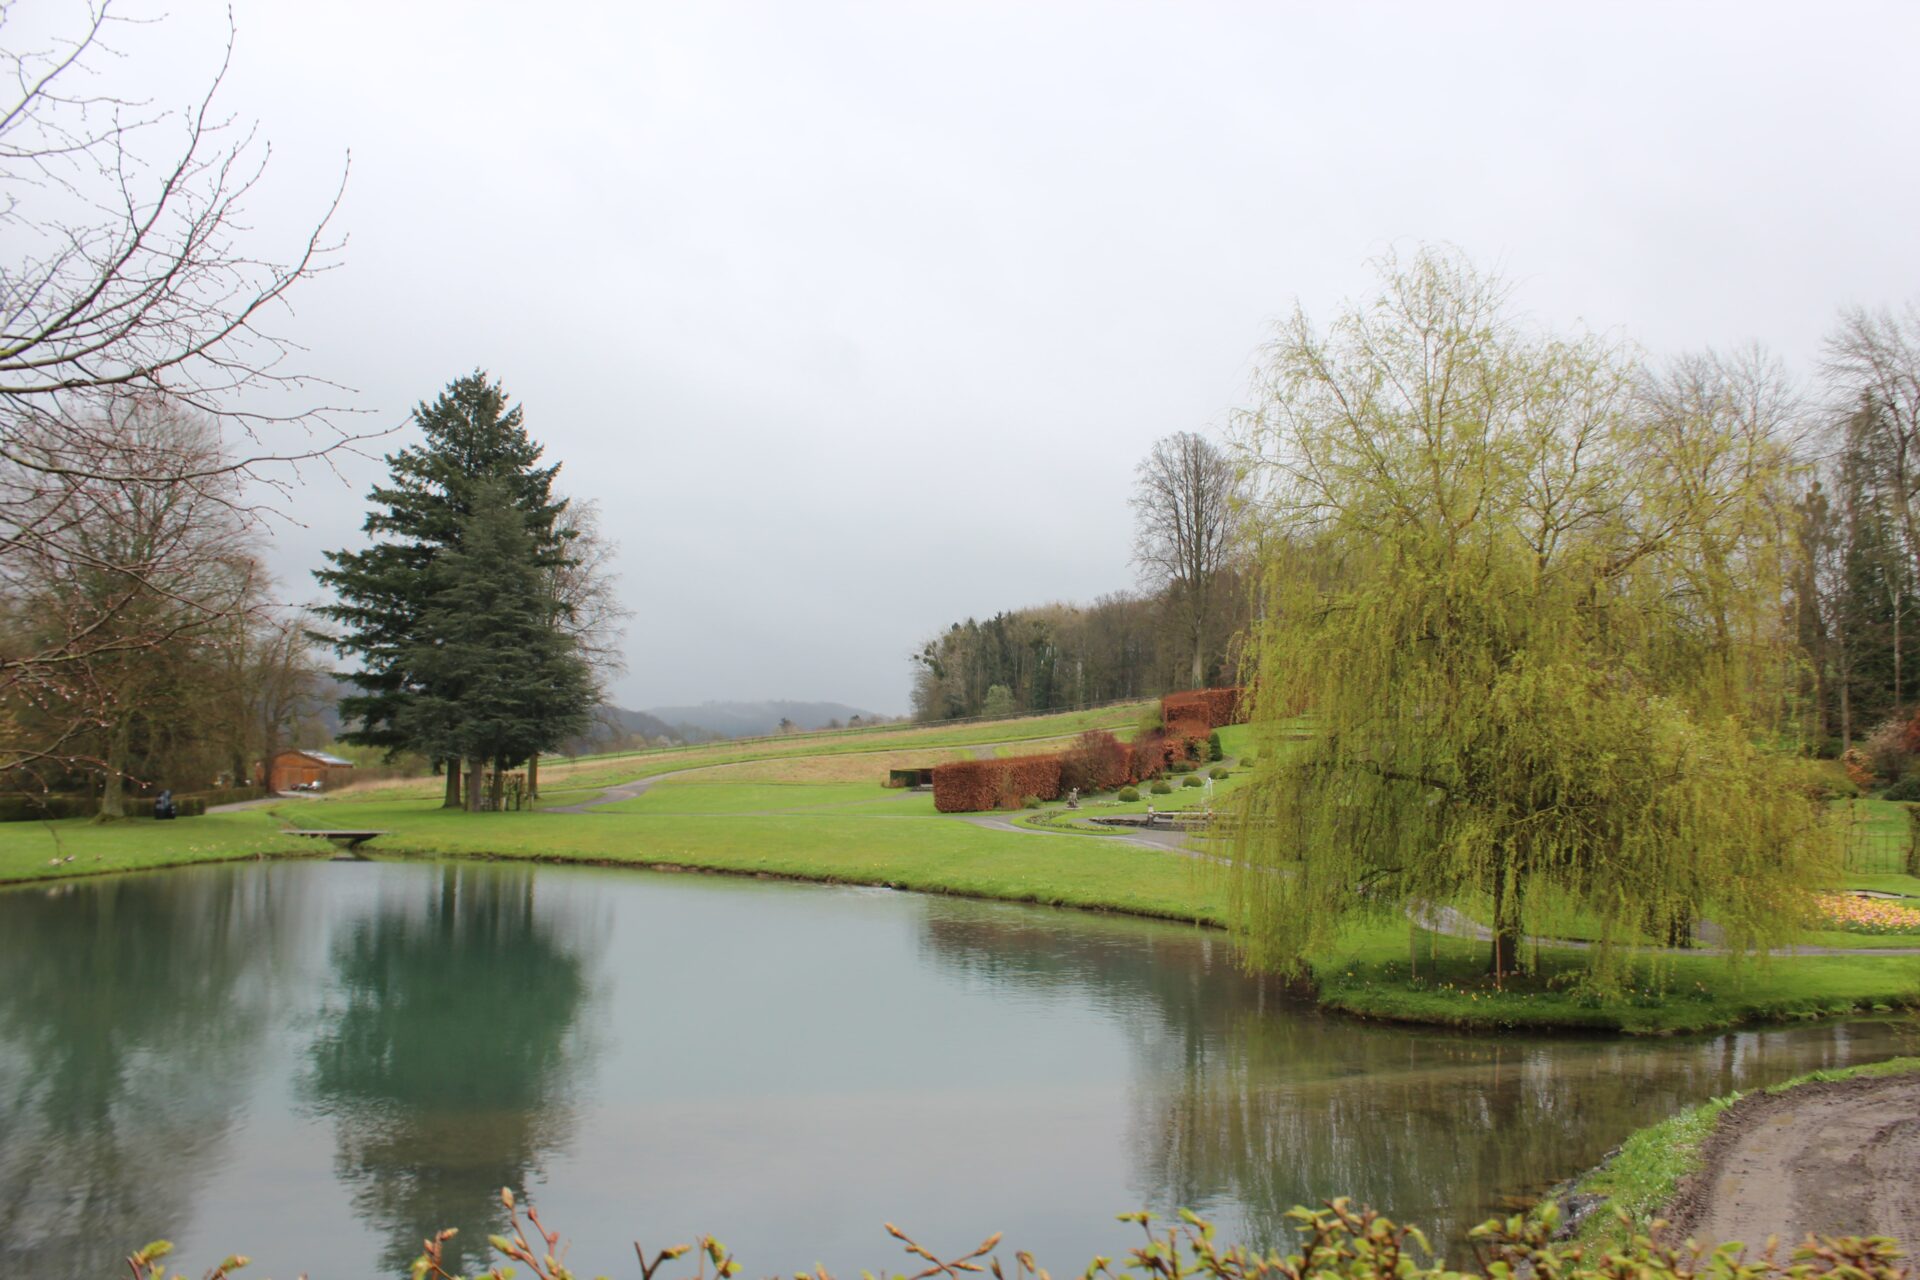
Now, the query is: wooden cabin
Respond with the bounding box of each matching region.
[259,749,355,793]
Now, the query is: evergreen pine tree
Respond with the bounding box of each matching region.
[314,373,571,805]
[399,484,596,810]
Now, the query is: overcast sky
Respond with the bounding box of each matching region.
[72,1,1920,714]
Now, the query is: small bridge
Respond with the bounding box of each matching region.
[286,829,389,856]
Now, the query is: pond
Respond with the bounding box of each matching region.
[1,861,1913,1278]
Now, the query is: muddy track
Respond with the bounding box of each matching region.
[1662,1072,1920,1250]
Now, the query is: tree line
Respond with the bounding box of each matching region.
[1796,305,1920,755]
[911,433,1251,721]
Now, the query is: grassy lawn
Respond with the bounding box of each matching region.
[271,796,1226,923]
[330,705,1152,805]
[1310,918,1920,1033]
[0,809,321,883]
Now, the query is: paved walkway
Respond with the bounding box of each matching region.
[1412,901,1920,958]
[543,768,710,814]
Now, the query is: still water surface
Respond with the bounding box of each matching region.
[1,861,1913,1279]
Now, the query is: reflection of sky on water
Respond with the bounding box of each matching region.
[0,864,1913,1277]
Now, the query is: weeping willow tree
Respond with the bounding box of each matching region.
[1227,250,1834,985]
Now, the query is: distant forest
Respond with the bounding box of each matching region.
[909,577,1252,721]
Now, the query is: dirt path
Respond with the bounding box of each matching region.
[1664,1073,1920,1250]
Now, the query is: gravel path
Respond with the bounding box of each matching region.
[1664,1072,1920,1250]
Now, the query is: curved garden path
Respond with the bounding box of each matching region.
[1663,1071,1920,1250]
[1412,902,1920,959]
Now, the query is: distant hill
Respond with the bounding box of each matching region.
[645,700,879,739]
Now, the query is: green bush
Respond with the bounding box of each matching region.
[1210,766,1229,780]
[180,785,267,808]
[1170,760,1193,774]
[1150,779,1173,795]
[0,793,97,822]
[1239,750,1257,766]
[1117,786,1140,802]
[1882,776,1920,802]
[1181,774,1203,788]
[1207,731,1223,761]
[1021,794,1042,809]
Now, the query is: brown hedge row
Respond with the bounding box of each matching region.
[1059,730,1132,794]
[932,754,1064,812]
[1160,686,1244,732]
[931,697,1242,813]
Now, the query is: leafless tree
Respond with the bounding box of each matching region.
[1824,304,1920,589]
[0,1,362,771]
[1131,431,1246,688]
[525,496,630,794]
[3,399,256,799]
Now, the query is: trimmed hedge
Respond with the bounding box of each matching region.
[0,793,97,822]
[1058,730,1132,794]
[1160,686,1244,732]
[929,692,1241,813]
[932,754,1064,812]
[0,784,253,822]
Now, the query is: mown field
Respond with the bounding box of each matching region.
[5,710,1918,1034]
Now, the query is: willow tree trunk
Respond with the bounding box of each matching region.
[528,752,539,799]
[442,760,462,809]
[467,756,485,813]
[1488,862,1524,979]
[489,757,505,811]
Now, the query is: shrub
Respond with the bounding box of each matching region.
[1021,794,1042,809]
[1182,774,1203,788]
[1117,786,1139,802]
[1058,730,1131,794]
[1842,746,1875,789]
[1170,760,1193,774]
[1239,750,1256,766]
[1865,716,1912,784]
[1150,779,1173,795]
[1882,776,1920,802]
[1207,730,1223,762]
[181,785,267,809]
[0,793,97,822]
[932,755,1063,812]
[1210,766,1229,780]
[1161,686,1245,731]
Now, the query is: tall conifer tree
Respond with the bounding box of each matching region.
[314,373,571,806]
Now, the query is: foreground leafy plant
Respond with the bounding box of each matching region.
[123,1192,1908,1280]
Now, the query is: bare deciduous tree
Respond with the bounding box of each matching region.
[1824,305,1920,593]
[3,400,255,798]
[0,1,361,775]
[1131,431,1245,688]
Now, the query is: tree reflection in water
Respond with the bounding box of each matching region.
[0,868,302,1278]
[302,864,605,1276]
[915,902,1919,1256]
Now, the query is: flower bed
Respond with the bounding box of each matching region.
[1815,891,1920,934]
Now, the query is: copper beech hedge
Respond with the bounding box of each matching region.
[1160,687,1243,732]
[929,688,1244,813]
